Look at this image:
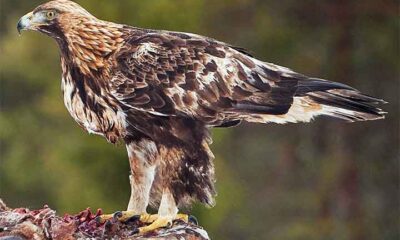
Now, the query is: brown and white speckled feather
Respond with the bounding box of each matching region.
[21,0,386,210]
[110,32,385,126]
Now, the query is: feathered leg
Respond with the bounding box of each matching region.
[97,138,158,223]
[126,140,157,213]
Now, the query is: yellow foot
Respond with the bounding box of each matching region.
[96,212,197,224]
[96,211,198,234]
[132,214,198,235]
[134,216,172,235]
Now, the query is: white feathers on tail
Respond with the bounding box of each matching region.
[252,92,386,125]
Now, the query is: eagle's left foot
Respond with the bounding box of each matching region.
[129,213,197,224]
[131,214,198,235]
[131,216,172,235]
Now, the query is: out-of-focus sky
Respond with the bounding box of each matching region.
[0,1,398,239]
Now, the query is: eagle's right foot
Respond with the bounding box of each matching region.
[130,214,198,235]
[128,213,197,225]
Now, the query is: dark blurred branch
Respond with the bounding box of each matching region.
[0,199,209,240]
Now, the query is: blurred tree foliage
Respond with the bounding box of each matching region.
[0,0,398,239]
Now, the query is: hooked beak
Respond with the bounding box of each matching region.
[17,12,38,35]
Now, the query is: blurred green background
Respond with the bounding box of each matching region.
[0,0,398,239]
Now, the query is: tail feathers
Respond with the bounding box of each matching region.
[296,78,357,95]
[296,78,386,122]
[241,77,386,124]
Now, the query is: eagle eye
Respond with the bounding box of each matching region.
[46,11,56,20]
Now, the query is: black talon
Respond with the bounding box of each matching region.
[94,216,106,225]
[102,219,116,237]
[188,215,198,225]
[166,221,173,228]
[112,211,123,220]
[131,228,140,235]
[95,216,104,224]
[126,215,141,223]
[104,220,113,230]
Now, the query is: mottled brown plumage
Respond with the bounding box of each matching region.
[18,0,385,233]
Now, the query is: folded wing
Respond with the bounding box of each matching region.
[109,31,385,126]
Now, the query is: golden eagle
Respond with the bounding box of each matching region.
[17,0,385,234]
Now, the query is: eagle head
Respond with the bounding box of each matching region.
[17,0,95,37]
[17,0,125,75]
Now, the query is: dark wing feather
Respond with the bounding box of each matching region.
[110,31,301,125]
